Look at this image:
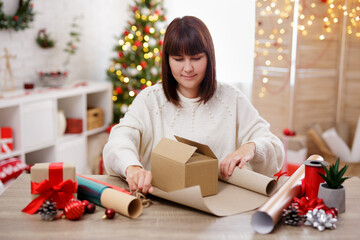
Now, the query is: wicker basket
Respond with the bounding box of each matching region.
[39,73,67,87]
[87,107,104,130]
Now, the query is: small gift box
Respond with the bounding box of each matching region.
[22,162,77,214]
[65,118,83,134]
[0,127,13,153]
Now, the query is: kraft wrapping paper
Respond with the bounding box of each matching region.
[151,168,278,217]
[251,155,324,234]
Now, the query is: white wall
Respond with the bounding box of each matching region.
[0,0,255,97]
[0,0,132,90]
[164,0,255,97]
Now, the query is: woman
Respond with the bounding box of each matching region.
[103,16,284,195]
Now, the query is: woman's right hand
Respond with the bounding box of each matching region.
[125,165,154,195]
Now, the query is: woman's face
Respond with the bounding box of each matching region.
[169,53,207,98]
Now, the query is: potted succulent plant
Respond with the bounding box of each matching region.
[317,158,350,213]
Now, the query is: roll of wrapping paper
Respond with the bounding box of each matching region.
[251,155,324,234]
[304,159,328,200]
[77,176,143,218]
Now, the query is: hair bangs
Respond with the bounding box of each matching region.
[167,28,205,56]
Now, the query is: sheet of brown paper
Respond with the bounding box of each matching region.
[151,168,277,216]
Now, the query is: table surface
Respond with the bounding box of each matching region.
[0,174,359,240]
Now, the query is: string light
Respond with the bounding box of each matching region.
[255,0,360,98]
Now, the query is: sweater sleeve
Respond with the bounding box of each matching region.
[235,92,284,176]
[102,90,152,178]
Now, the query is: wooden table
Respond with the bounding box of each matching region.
[0,174,359,239]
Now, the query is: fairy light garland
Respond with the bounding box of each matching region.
[255,0,360,99]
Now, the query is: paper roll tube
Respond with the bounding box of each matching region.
[251,154,324,234]
[100,188,143,219]
[77,176,142,218]
[219,168,278,196]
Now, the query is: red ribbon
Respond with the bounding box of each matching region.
[22,179,77,214]
[290,196,338,217]
[273,171,288,182]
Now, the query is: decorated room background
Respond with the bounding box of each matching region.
[252,0,360,157]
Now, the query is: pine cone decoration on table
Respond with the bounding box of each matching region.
[38,200,57,221]
[282,205,304,226]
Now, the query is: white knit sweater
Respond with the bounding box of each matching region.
[103,82,284,178]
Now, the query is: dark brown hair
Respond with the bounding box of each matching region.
[161,16,217,106]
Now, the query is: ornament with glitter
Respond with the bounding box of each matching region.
[304,208,337,231]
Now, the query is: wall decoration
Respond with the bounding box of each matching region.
[0,0,34,31]
[36,29,55,48]
[0,48,16,91]
[63,15,82,67]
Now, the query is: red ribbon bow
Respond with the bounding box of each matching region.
[22,179,77,214]
[291,196,338,217]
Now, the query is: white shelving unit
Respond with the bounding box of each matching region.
[0,82,113,174]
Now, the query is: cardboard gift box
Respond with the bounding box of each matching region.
[0,127,13,153]
[30,162,77,209]
[151,136,218,197]
[65,118,83,134]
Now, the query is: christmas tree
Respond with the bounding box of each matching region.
[107,0,167,123]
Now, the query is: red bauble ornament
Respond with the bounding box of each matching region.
[115,86,123,94]
[134,41,142,47]
[13,16,18,21]
[122,63,127,69]
[283,128,290,136]
[141,85,147,90]
[132,6,138,12]
[124,30,130,36]
[140,61,147,69]
[81,200,89,207]
[63,199,85,220]
[158,40,163,45]
[103,208,116,219]
[118,51,124,58]
[144,26,151,34]
[85,203,96,214]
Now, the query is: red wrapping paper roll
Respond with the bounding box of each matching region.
[304,159,328,200]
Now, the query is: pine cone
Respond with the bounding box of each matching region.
[282,205,304,226]
[38,200,57,221]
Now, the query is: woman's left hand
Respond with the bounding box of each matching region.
[220,142,256,180]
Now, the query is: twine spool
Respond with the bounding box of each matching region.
[304,159,328,199]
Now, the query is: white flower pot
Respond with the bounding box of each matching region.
[318,182,346,213]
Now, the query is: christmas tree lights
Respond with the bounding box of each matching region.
[107,0,166,123]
